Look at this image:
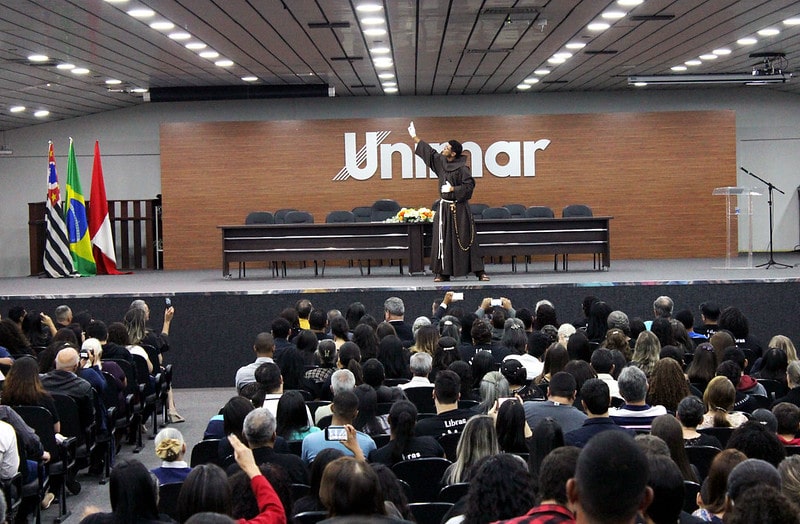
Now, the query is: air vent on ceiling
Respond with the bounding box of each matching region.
[584,50,618,55]
[8,58,58,67]
[482,7,539,18]
[629,15,675,22]
[330,56,364,62]
[542,80,568,84]
[308,22,350,29]
[350,85,376,89]
[465,48,514,54]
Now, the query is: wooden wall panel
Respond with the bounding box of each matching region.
[161,111,736,270]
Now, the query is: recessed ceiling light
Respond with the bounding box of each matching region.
[56,63,75,70]
[534,69,551,75]
[242,76,258,82]
[784,18,800,26]
[363,28,387,36]
[601,11,626,20]
[617,0,643,6]
[547,57,566,64]
[186,42,207,50]
[10,106,25,113]
[215,59,234,67]
[28,54,49,62]
[523,78,540,84]
[356,4,383,12]
[168,31,191,40]
[71,67,91,75]
[378,73,395,79]
[553,52,573,59]
[671,65,687,72]
[587,21,611,31]
[633,82,647,87]
[516,84,532,90]
[758,28,780,36]
[370,46,391,54]
[374,62,393,69]
[105,79,122,85]
[381,81,397,87]
[737,37,758,45]
[713,48,732,55]
[384,87,398,93]
[565,42,586,50]
[131,88,148,93]
[127,8,154,18]
[150,21,175,31]
[103,0,128,3]
[199,51,220,59]
[684,59,702,66]
[373,57,393,66]
[34,110,50,117]
[361,17,385,25]
[699,54,717,60]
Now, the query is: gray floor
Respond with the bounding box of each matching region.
[55,387,233,522]
[2,253,800,299]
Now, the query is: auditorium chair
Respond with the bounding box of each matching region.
[562,204,596,270]
[190,439,224,467]
[325,210,355,223]
[392,457,452,502]
[157,482,183,520]
[409,502,454,524]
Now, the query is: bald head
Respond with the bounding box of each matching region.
[55,347,80,372]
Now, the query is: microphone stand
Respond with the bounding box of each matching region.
[739,167,791,269]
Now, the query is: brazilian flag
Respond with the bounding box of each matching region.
[66,139,96,276]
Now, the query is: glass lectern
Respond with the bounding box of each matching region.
[712,186,761,269]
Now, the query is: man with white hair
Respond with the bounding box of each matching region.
[314,369,356,424]
[399,353,434,390]
[228,408,308,484]
[41,346,96,428]
[609,366,666,428]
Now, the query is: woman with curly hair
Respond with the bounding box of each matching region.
[601,328,631,360]
[631,330,660,377]
[351,324,379,362]
[0,318,33,358]
[699,376,748,429]
[455,454,535,524]
[647,358,691,413]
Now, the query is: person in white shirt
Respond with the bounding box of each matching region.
[235,332,275,393]
[399,353,433,390]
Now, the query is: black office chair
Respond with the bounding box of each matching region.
[392,458,452,502]
[293,511,327,524]
[274,208,298,224]
[503,203,526,218]
[325,210,355,223]
[245,211,274,224]
[525,206,555,218]
[757,378,788,400]
[697,427,734,448]
[469,203,489,220]
[403,387,435,414]
[562,204,595,270]
[284,211,314,224]
[241,212,275,277]
[481,207,511,220]
[436,433,461,462]
[352,206,373,222]
[370,199,401,222]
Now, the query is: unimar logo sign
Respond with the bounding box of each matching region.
[333,131,551,181]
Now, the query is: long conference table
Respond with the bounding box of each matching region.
[219,216,612,278]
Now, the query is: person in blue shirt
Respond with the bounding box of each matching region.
[151,427,192,485]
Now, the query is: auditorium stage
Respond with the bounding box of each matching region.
[2,253,799,388]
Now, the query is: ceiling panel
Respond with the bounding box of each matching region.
[0,0,799,131]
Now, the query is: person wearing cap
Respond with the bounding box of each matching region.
[409,122,489,283]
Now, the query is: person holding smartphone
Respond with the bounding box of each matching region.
[409,122,489,283]
[300,390,375,465]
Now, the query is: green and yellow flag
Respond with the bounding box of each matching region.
[65,138,96,276]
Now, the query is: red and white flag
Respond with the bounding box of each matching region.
[88,140,122,274]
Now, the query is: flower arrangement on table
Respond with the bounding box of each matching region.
[387,207,435,223]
